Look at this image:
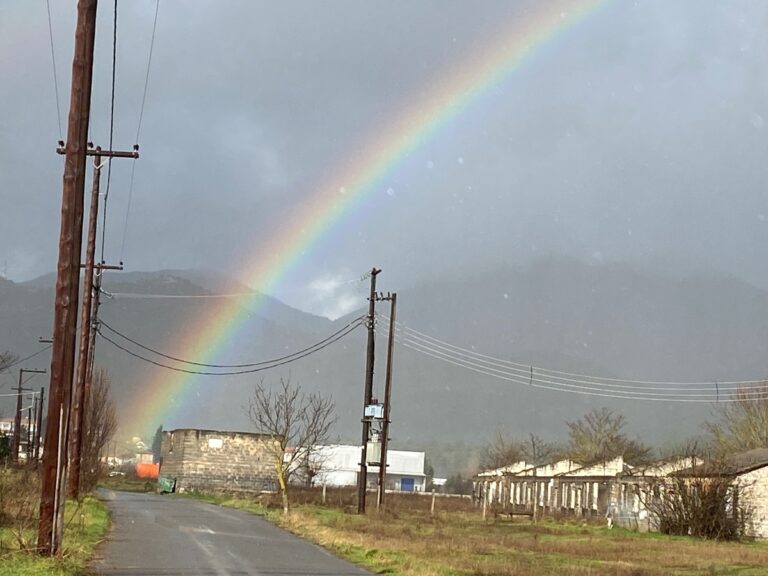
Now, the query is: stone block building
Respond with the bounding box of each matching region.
[159,428,278,493]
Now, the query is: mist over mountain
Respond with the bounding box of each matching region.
[3,257,767,476]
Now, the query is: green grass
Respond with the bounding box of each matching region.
[98,475,156,493]
[177,491,271,516]
[0,497,110,576]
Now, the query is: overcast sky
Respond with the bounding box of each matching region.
[2,1,768,318]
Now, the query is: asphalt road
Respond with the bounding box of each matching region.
[92,490,372,576]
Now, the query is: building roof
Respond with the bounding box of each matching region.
[727,448,768,474]
[476,457,626,480]
[676,448,768,477]
[166,428,275,439]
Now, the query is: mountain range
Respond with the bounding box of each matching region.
[2,257,767,475]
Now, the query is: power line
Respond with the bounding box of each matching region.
[376,322,768,403]
[397,334,767,400]
[101,291,261,299]
[45,0,63,140]
[99,0,119,264]
[395,325,767,393]
[389,325,768,398]
[120,0,160,263]
[383,316,768,388]
[2,346,52,371]
[97,320,362,375]
[392,334,764,403]
[99,314,365,368]
[135,0,160,144]
[119,161,137,262]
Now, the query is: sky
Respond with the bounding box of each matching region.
[2,1,768,319]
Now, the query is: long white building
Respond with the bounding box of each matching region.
[311,445,427,492]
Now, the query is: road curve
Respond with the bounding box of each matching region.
[92,490,371,576]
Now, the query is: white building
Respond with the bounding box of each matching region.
[312,445,427,492]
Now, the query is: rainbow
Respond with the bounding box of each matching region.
[133,0,609,436]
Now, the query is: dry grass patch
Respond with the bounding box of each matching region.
[268,496,768,576]
[192,488,768,575]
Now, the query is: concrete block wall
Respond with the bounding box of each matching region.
[739,466,768,539]
[160,429,278,493]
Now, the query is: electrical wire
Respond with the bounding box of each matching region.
[396,333,768,400]
[390,324,767,398]
[99,0,119,264]
[45,0,63,140]
[99,315,365,367]
[392,334,765,403]
[120,0,161,263]
[97,320,362,375]
[135,0,160,145]
[376,323,768,403]
[1,346,52,371]
[382,315,768,388]
[394,325,768,393]
[101,291,262,300]
[119,162,137,262]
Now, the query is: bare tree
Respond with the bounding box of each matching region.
[522,433,561,466]
[247,377,336,514]
[480,432,561,471]
[705,386,768,454]
[480,430,524,471]
[566,407,652,466]
[0,351,17,373]
[79,368,118,494]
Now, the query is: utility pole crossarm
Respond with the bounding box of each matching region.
[56,143,139,159]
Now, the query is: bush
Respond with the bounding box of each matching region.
[0,468,40,551]
[643,474,749,540]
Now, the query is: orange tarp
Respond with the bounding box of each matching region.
[135,462,160,479]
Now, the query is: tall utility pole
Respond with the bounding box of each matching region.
[29,394,38,460]
[67,151,128,499]
[38,0,98,556]
[26,403,34,461]
[377,293,397,510]
[68,149,102,500]
[12,369,46,463]
[11,373,25,463]
[34,387,45,463]
[357,267,381,514]
[30,392,39,461]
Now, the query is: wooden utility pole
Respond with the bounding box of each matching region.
[377,293,396,509]
[29,393,38,461]
[357,267,380,514]
[68,149,102,499]
[38,0,98,555]
[26,404,34,461]
[34,387,45,463]
[67,152,129,499]
[11,372,25,463]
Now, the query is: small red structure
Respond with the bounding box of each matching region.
[136,462,160,479]
[135,451,159,479]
